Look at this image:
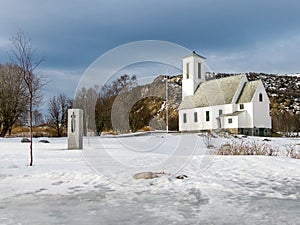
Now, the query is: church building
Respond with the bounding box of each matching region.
[178,52,272,136]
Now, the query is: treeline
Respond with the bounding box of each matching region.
[0,59,143,137]
[0,63,74,138]
[272,112,300,136]
[94,74,138,134]
[0,63,28,136]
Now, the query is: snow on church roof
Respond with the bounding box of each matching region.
[237,80,261,103]
[179,75,246,109]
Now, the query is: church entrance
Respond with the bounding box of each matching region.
[259,128,265,136]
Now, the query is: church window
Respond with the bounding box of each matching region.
[219,109,223,116]
[198,63,201,79]
[259,93,263,102]
[206,111,210,121]
[186,63,190,79]
[194,112,198,122]
[228,118,233,124]
[183,113,187,123]
[240,104,244,110]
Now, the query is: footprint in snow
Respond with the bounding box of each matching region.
[68,186,84,191]
[51,181,64,186]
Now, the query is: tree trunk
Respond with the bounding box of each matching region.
[57,124,60,137]
[0,122,10,137]
[0,127,8,137]
[29,98,33,166]
[56,120,61,137]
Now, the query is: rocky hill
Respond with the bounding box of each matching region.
[108,75,182,132]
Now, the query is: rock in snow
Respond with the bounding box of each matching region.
[20,137,30,143]
[133,172,167,179]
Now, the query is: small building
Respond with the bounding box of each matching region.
[178,52,272,136]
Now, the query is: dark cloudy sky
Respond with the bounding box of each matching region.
[1,0,300,101]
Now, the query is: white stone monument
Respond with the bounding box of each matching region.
[68,109,83,149]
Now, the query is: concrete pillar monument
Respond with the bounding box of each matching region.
[68,109,83,149]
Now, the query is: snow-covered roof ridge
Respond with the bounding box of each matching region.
[179,74,245,109]
[237,80,261,103]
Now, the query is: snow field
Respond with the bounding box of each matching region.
[0,135,299,224]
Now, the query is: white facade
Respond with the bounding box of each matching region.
[179,52,272,136]
[252,83,272,128]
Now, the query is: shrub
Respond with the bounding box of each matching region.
[138,126,152,132]
[214,140,279,156]
[286,144,300,159]
[203,132,214,148]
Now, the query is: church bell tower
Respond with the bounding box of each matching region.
[182,51,206,100]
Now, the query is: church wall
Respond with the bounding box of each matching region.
[238,103,253,128]
[222,115,239,129]
[252,83,272,129]
[179,104,237,131]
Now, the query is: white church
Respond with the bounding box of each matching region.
[178,51,272,136]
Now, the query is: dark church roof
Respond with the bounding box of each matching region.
[183,51,206,59]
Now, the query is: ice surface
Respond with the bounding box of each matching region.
[0,135,299,224]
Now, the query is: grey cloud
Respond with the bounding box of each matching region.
[0,0,299,79]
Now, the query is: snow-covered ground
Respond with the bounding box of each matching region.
[0,134,299,225]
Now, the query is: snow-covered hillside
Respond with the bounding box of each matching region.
[0,135,299,224]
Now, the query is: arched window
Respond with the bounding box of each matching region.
[259,93,263,102]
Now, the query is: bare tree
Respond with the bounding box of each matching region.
[33,109,44,126]
[9,30,45,166]
[47,93,72,137]
[73,86,99,135]
[0,63,27,136]
[94,74,137,134]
